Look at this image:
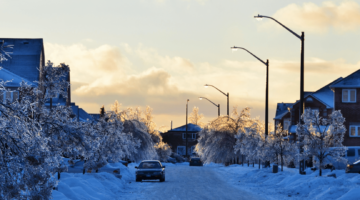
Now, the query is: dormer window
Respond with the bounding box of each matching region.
[342,89,356,103]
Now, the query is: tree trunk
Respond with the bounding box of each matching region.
[248,161,249,167]
[58,171,60,179]
[242,155,244,166]
[281,155,284,171]
[253,162,254,167]
[259,159,260,169]
[319,159,322,176]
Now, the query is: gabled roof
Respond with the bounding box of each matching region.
[330,69,360,88]
[0,68,36,87]
[309,77,343,108]
[169,123,202,132]
[71,103,93,122]
[274,103,293,120]
[0,38,44,83]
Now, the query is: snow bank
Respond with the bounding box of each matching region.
[207,164,360,200]
[52,162,139,200]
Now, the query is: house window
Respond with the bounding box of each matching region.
[177,146,186,155]
[1,91,19,103]
[283,119,290,130]
[182,133,186,139]
[347,148,355,157]
[191,146,196,154]
[192,133,197,139]
[349,125,360,137]
[342,89,356,103]
[323,109,327,117]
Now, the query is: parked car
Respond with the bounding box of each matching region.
[135,160,165,182]
[313,147,360,169]
[345,160,360,173]
[66,160,121,178]
[189,157,203,166]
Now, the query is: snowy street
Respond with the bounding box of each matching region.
[128,163,262,200]
[52,162,360,200]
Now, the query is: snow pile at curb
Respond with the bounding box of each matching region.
[208,164,360,200]
[52,162,138,200]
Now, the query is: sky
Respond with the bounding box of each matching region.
[2,0,360,129]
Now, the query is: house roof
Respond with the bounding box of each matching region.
[0,68,36,87]
[309,77,343,108]
[0,38,44,84]
[169,123,202,132]
[330,69,360,88]
[71,104,93,122]
[274,103,293,120]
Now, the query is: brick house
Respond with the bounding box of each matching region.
[274,70,360,147]
[161,123,202,156]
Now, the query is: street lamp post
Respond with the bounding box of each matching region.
[205,84,229,116]
[230,46,269,137]
[254,14,305,174]
[199,97,220,117]
[186,99,189,157]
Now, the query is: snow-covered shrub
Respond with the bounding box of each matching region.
[296,109,347,176]
[170,152,186,163]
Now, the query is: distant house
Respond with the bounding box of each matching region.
[274,70,360,147]
[0,38,92,121]
[0,38,45,103]
[162,123,202,156]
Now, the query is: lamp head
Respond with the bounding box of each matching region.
[199,97,203,100]
[204,84,209,88]
[187,99,189,102]
[254,14,263,21]
[231,46,238,52]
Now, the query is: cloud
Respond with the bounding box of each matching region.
[266,1,360,33]
[124,43,195,74]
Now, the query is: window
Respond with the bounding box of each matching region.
[342,89,356,103]
[306,97,313,102]
[1,91,19,103]
[283,119,291,130]
[347,148,355,157]
[182,133,186,139]
[191,146,196,154]
[177,146,186,155]
[349,125,360,137]
[192,133,197,139]
[323,109,327,117]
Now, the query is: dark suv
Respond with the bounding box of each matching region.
[135,160,165,182]
[189,157,203,166]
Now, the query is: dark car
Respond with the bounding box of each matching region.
[135,160,165,182]
[345,160,360,173]
[189,157,203,166]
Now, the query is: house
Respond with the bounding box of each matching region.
[162,123,202,156]
[330,70,360,146]
[0,38,44,103]
[0,38,92,121]
[274,70,360,147]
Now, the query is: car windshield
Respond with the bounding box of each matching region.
[139,162,161,168]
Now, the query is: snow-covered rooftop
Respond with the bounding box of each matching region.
[169,123,202,132]
[0,38,44,84]
[0,68,36,87]
[274,103,293,120]
[330,69,360,88]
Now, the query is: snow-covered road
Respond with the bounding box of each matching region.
[128,163,263,200]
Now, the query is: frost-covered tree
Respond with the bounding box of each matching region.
[296,109,347,176]
[155,141,172,162]
[85,112,140,171]
[0,82,60,199]
[189,106,205,128]
[196,107,253,164]
[264,124,297,171]
[235,119,264,166]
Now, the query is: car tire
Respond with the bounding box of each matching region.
[136,178,141,182]
[160,176,165,182]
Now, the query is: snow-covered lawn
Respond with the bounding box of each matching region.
[209,163,360,200]
[52,162,360,200]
